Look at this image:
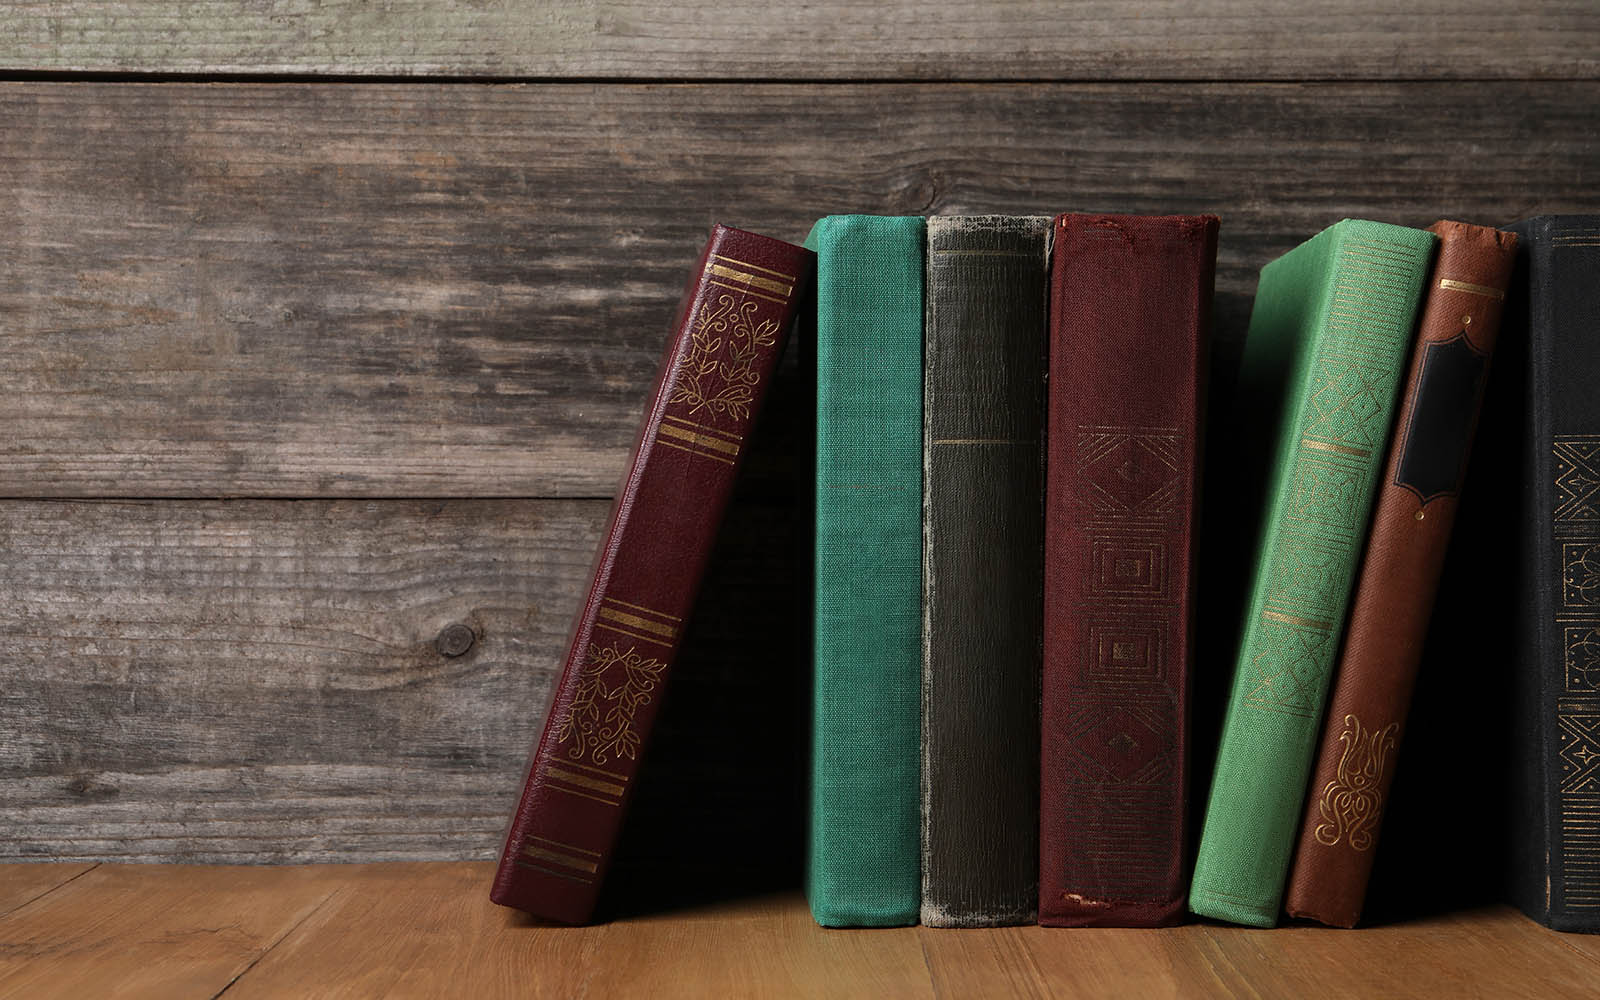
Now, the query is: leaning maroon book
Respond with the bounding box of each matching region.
[1040,213,1218,926]
[491,225,814,922]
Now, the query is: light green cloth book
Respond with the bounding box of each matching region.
[1189,219,1436,927]
[806,215,924,927]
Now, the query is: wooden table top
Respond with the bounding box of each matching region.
[3,862,1598,999]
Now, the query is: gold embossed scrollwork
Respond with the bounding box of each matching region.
[669,293,778,422]
[551,643,666,766]
[1313,715,1399,850]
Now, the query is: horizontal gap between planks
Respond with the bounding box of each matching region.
[0,71,1591,86]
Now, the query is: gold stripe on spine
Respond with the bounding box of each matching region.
[704,278,788,305]
[1302,437,1370,459]
[530,834,602,857]
[712,253,796,282]
[557,761,629,781]
[933,438,1036,445]
[549,768,625,797]
[596,606,678,640]
[662,414,743,444]
[706,263,793,297]
[522,844,600,874]
[1438,277,1506,300]
[1263,608,1334,631]
[591,620,673,645]
[658,422,742,457]
[515,860,596,884]
[548,766,626,796]
[548,784,620,807]
[654,438,736,466]
[602,597,682,622]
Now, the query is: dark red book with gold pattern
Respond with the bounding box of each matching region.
[1039,213,1218,927]
[490,225,814,923]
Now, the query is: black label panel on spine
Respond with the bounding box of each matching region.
[1394,334,1489,504]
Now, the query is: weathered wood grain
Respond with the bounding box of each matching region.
[0,497,590,863]
[4,2,1598,81]
[0,494,804,864]
[2,80,1598,498]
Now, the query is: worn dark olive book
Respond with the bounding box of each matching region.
[1498,216,1600,933]
[920,215,1049,927]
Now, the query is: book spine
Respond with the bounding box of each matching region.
[489,225,814,923]
[1189,220,1435,927]
[807,215,925,927]
[1040,213,1219,927]
[1517,216,1600,932]
[920,215,1049,927]
[1284,221,1517,927]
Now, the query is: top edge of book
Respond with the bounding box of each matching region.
[1054,211,1221,226]
[711,222,813,255]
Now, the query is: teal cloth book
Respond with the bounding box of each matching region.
[1189,219,1436,927]
[806,214,925,927]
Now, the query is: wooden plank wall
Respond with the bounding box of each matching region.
[2,5,1599,872]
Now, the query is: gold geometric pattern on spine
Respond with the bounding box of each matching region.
[1555,437,1600,523]
[1566,627,1600,693]
[1563,543,1600,608]
[1555,435,1600,909]
[1061,422,1185,898]
[1250,237,1422,720]
[1243,620,1329,718]
[1075,425,1181,527]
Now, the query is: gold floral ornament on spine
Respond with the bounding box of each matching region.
[1314,714,1399,850]
[670,293,779,423]
[551,644,667,766]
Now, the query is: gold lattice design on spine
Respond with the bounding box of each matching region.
[551,643,666,766]
[1313,714,1398,850]
[1554,434,1600,908]
[669,293,779,422]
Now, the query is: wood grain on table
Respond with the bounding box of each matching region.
[1,864,1597,1000]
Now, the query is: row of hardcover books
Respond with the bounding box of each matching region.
[490,213,1599,934]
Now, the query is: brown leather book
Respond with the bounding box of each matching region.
[489,225,814,923]
[1284,220,1518,927]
